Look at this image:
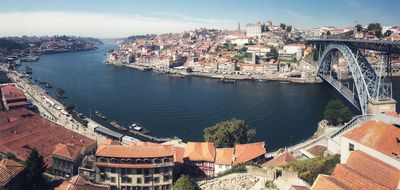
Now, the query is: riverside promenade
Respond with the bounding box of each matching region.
[2,66,108,143]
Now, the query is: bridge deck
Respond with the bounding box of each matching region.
[306,39,400,54]
[319,74,360,110]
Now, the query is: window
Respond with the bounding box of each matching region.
[154,168,160,174]
[144,177,152,184]
[126,177,132,183]
[137,178,142,184]
[349,143,354,151]
[127,168,132,174]
[111,168,116,173]
[163,175,170,182]
[111,177,116,183]
[137,169,142,174]
[144,169,150,175]
[154,177,160,183]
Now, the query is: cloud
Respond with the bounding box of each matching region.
[0,11,237,38]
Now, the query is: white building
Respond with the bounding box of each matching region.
[340,120,400,169]
[282,44,306,60]
[246,23,262,37]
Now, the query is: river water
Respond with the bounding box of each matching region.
[20,44,400,151]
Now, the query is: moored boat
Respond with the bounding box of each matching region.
[219,78,236,84]
[95,111,107,119]
[110,121,128,131]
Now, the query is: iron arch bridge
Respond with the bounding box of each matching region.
[306,39,400,114]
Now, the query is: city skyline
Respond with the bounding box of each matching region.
[0,0,399,38]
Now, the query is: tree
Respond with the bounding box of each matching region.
[280,23,286,30]
[24,148,47,189]
[173,175,198,190]
[286,25,292,33]
[384,30,393,37]
[355,24,363,32]
[312,48,319,62]
[326,31,331,36]
[270,47,278,57]
[186,67,193,73]
[204,119,256,148]
[323,100,353,126]
[367,23,382,38]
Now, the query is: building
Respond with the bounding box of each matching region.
[0,84,28,110]
[55,175,108,190]
[262,150,297,168]
[0,108,96,173]
[246,23,262,37]
[312,150,400,190]
[183,142,216,177]
[214,148,235,175]
[0,159,25,190]
[340,120,400,169]
[313,114,400,189]
[183,142,267,176]
[282,44,306,60]
[52,143,89,178]
[95,141,174,190]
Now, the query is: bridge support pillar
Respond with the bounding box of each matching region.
[367,99,397,114]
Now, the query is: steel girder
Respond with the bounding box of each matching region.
[318,44,392,114]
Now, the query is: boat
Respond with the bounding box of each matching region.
[44,83,52,88]
[56,91,64,99]
[257,79,268,83]
[169,73,185,78]
[219,78,236,84]
[95,111,107,119]
[110,121,128,131]
[25,66,32,74]
[57,88,66,93]
[129,123,142,131]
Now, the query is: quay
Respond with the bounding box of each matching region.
[107,61,322,84]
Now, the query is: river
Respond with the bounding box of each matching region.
[20,44,400,151]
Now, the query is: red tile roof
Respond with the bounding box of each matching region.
[215,148,234,165]
[55,175,108,190]
[0,109,96,168]
[233,142,266,164]
[312,151,400,190]
[96,141,173,158]
[184,142,216,162]
[344,120,400,160]
[52,143,83,160]
[174,146,185,164]
[262,150,297,168]
[1,84,26,101]
[289,185,310,190]
[0,159,24,187]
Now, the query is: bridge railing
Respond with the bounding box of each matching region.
[330,114,374,138]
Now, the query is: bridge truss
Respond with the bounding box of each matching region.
[307,39,400,114]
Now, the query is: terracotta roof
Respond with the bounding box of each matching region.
[0,109,96,168]
[1,84,26,101]
[233,142,266,164]
[215,148,234,165]
[174,146,185,164]
[52,143,83,160]
[55,175,108,190]
[183,142,216,162]
[312,150,400,190]
[343,120,400,160]
[0,159,24,187]
[312,175,350,190]
[96,143,173,158]
[334,151,400,190]
[306,145,327,157]
[262,150,296,168]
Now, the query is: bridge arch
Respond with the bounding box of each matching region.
[317,44,392,114]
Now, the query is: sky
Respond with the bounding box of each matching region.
[0,0,399,38]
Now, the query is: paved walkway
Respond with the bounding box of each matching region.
[4,67,106,143]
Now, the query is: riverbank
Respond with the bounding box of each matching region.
[106,61,323,84]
